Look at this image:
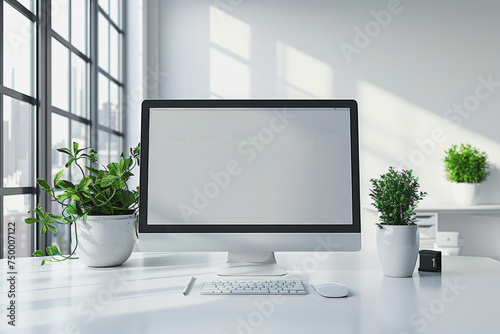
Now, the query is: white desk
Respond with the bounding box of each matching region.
[1,252,500,333]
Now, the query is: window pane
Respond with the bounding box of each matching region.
[98,130,110,166]
[109,0,121,28]
[109,26,120,80]
[51,0,69,41]
[71,53,88,118]
[98,13,109,72]
[2,97,35,187]
[3,195,33,258]
[98,73,110,127]
[52,114,70,182]
[71,0,87,53]
[110,81,120,131]
[110,134,122,163]
[3,2,36,96]
[52,38,70,111]
[71,121,88,149]
[99,0,109,14]
[17,0,34,12]
[70,120,88,183]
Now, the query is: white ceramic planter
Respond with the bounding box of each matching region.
[72,214,137,267]
[452,182,478,206]
[376,224,419,278]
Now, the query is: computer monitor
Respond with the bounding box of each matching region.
[138,99,361,275]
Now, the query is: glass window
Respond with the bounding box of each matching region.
[70,121,89,183]
[110,80,120,131]
[52,114,70,182]
[99,0,109,14]
[110,134,122,163]
[71,53,88,118]
[98,13,109,72]
[52,38,70,111]
[3,2,36,96]
[98,130,110,166]
[51,0,69,41]
[3,195,33,258]
[109,0,121,27]
[71,121,88,150]
[98,73,110,127]
[110,25,120,80]
[0,0,124,260]
[71,0,88,54]
[2,97,35,187]
[17,0,34,12]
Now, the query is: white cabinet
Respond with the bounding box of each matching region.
[415,213,437,250]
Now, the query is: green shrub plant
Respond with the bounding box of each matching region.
[370,167,427,227]
[444,144,489,183]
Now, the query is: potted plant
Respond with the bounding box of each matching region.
[25,142,140,267]
[444,143,490,206]
[370,167,427,277]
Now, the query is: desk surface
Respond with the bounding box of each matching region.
[1,252,500,334]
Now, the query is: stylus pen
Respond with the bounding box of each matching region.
[183,276,196,296]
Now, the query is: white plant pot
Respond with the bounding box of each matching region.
[452,182,478,206]
[376,224,419,278]
[72,214,137,267]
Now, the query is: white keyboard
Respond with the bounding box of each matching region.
[201,280,307,295]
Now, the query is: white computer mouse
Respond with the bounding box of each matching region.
[311,282,348,298]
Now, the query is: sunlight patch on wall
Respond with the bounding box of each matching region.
[209,6,251,60]
[209,48,250,97]
[276,41,333,97]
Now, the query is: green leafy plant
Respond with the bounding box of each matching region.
[25,142,140,265]
[369,167,427,226]
[444,144,490,183]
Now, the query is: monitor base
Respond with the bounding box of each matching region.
[218,251,287,276]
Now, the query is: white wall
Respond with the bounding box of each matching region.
[139,0,500,258]
[125,0,144,193]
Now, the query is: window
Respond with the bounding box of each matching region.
[97,0,124,166]
[0,0,125,259]
[1,0,37,259]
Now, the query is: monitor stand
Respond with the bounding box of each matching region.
[218,251,287,276]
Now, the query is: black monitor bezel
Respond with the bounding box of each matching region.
[139,99,360,233]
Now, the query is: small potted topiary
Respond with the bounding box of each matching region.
[25,142,140,267]
[444,143,489,206]
[370,167,427,277]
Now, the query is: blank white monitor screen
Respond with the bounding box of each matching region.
[140,99,360,236]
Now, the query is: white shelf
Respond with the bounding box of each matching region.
[363,203,500,213]
[416,204,500,213]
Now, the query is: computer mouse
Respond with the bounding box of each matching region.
[311,282,348,298]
